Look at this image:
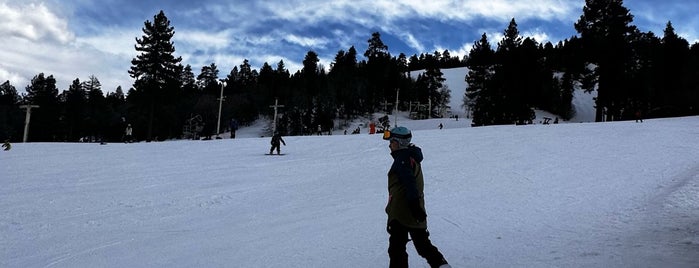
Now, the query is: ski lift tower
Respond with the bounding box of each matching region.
[215,81,226,139]
[393,88,399,127]
[269,98,284,133]
[19,104,39,142]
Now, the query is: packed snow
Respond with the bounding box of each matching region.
[2,110,699,267]
[2,70,698,267]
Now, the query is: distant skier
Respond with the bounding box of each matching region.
[635,110,643,123]
[383,126,450,268]
[230,119,239,139]
[269,132,286,155]
[438,123,443,129]
[2,139,10,151]
[124,124,133,143]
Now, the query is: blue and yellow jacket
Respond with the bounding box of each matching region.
[386,145,427,229]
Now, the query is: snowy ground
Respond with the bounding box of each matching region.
[414,67,597,123]
[2,111,699,267]
[2,69,697,267]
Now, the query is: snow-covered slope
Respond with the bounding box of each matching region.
[2,115,699,267]
[414,67,597,122]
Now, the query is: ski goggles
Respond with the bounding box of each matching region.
[382,130,411,141]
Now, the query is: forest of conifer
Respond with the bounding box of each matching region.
[1,0,697,142]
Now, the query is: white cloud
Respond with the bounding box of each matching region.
[0,2,74,43]
[454,43,474,59]
[76,28,141,58]
[255,0,578,27]
[0,65,27,90]
[284,34,331,49]
[400,32,425,52]
[522,30,551,44]
[177,29,232,51]
[6,0,697,96]
[0,2,132,91]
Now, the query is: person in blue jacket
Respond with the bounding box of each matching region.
[383,126,450,268]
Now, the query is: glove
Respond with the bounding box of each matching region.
[410,200,426,223]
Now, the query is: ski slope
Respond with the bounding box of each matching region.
[2,112,699,267]
[415,67,597,123]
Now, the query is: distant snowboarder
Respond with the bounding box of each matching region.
[269,132,286,155]
[2,139,10,151]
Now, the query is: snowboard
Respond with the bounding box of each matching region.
[265,153,286,156]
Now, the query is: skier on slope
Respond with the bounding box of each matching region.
[383,126,450,268]
[269,132,286,155]
[2,139,10,151]
[124,124,133,143]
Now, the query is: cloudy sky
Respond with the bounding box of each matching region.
[1,0,697,94]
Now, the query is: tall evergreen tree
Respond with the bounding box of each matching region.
[84,75,107,140]
[658,21,690,115]
[105,86,127,141]
[197,63,220,95]
[687,43,699,114]
[225,60,259,126]
[465,33,496,126]
[129,10,183,140]
[363,32,392,112]
[258,62,276,115]
[0,80,22,141]
[24,73,61,141]
[329,46,363,118]
[63,78,87,141]
[274,60,291,102]
[415,57,449,117]
[575,0,636,121]
[493,18,534,124]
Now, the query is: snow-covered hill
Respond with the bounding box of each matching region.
[2,114,699,267]
[414,67,597,122]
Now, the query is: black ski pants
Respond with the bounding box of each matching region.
[270,143,281,154]
[387,220,448,268]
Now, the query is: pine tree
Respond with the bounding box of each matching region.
[492,18,535,125]
[659,21,690,114]
[24,73,61,141]
[0,81,22,141]
[129,10,183,140]
[63,78,87,141]
[105,86,127,141]
[364,32,392,112]
[688,44,699,113]
[224,60,259,126]
[575,0,636,121]
[465,33,496,126]
[84,75,107,140]
[197,63,220,95]
[416,58,448,117]
[329,46,362,118]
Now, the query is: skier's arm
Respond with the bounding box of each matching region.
[390,154,419,201]
[391,154,425,222]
